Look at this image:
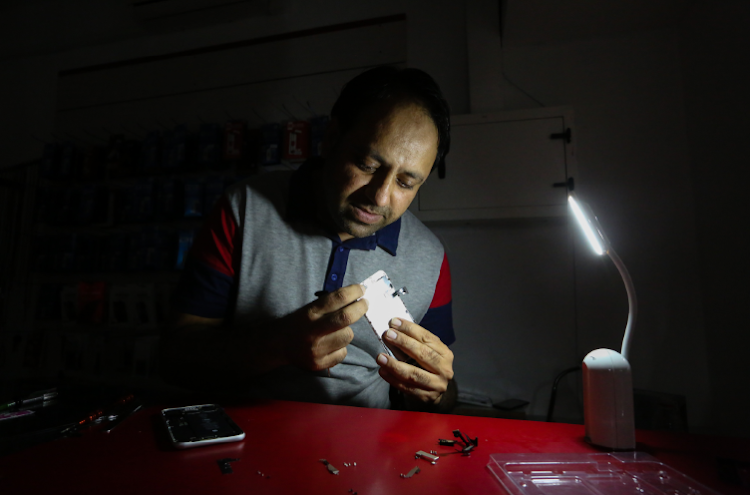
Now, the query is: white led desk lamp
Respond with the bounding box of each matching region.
[569,192,636,450]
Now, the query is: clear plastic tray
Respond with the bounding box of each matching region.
[488,452,721,495]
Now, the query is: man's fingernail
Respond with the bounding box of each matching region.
[377,354,388,366]
[386,329,397,340]
[390,318,402,327]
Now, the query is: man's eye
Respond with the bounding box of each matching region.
[397,179,415,190]
[356,162,377,173]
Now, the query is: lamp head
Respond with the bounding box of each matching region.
[568,193,610,256]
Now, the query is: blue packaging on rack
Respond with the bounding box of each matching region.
[175,230,195,270]
[183,180,204,217]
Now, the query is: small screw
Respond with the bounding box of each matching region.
[431,461,436,465]
[353,462,357,466]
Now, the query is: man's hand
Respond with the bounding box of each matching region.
[376,318,454,406]
[277,284,368,372]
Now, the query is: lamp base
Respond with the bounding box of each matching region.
[583,348,635,450]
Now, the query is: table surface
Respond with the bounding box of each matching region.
[1,399,748,495]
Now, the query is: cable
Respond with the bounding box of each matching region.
[546,366,581,422]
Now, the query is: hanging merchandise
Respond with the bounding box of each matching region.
[223,121,247,167]
[183,179,205,217]
[282,121,310,163]
[310,116,329,157]
[162,128,178,169]
[77,281,107,325]
[80,145,105,180]
[175,230,195,270]
[142,131,162,170]
[156,179,182,221]
[59,141,80,180]
[106,135,127,177]
[259,123,281,165]
[199,123,222,169]
[41,143,61,180]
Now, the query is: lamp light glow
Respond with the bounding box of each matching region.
[568,194,605,255]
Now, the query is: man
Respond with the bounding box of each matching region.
[160,66,456,411]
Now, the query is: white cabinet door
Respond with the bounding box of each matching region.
[413,107,575,221]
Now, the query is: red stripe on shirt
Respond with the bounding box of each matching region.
[429,253,452,308]
[188,196,237,278]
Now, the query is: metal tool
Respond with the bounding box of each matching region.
[102,400,143,433]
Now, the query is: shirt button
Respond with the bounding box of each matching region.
[338,247,344,253]
[331,274,338,281]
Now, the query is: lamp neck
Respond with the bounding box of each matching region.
[606,248,637,362]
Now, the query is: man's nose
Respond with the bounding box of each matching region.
[366,172,391,207]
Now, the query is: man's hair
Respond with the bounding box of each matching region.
[330,66,451,173]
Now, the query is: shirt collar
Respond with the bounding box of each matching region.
[287,157,401,255]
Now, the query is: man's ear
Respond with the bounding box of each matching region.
[321,117,341,158]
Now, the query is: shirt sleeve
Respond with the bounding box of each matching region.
[418,253,455,346]
[172,196,238,318]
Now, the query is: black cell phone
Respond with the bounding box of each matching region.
[161,404,245,449]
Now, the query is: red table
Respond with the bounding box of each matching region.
[2,399,748,494]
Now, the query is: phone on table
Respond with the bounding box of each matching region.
[161,404,245,449]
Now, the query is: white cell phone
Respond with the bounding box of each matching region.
[161,404,245,449]
[360,270,414,359]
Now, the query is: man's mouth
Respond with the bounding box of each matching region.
[351,205,384,224]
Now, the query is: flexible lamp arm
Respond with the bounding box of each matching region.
[606,248,637,362]
[569,193,637,361]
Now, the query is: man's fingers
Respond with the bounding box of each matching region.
[383,320,454,378]
[314,326,354,358]
[313,298,368,335]
[388,318,449,356]
[376,353,447,393]
[308,284,366,319]
[377,357,445,403]
[314,346,348,371]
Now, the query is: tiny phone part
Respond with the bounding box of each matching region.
[360,270,413,359]
[161,404,245,449]
[320,459,339,475]
[217,458,240,474]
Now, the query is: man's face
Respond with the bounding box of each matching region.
[320,100,439,240]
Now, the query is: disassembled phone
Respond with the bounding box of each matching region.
[161,404,245,449]
[360,270,414,359]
